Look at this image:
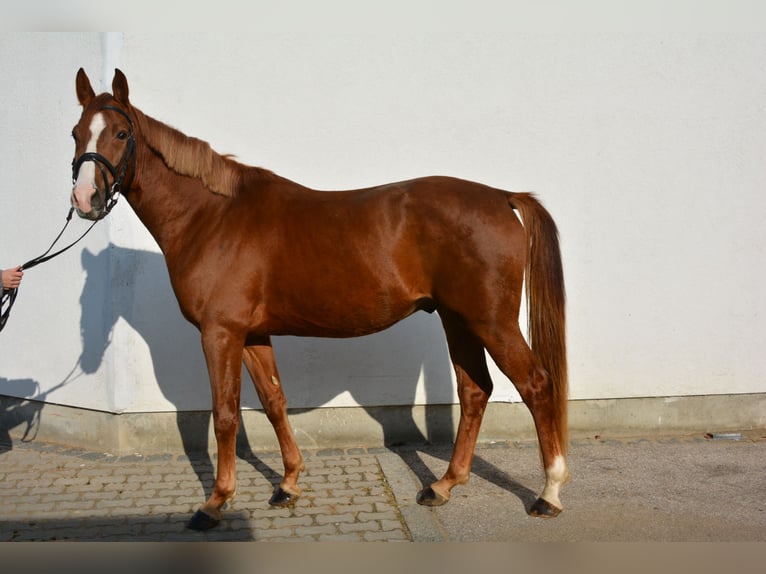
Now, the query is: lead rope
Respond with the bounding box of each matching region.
[1,207,100,332]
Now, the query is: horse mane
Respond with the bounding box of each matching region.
[134,107,273,197]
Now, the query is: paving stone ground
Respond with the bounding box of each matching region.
[1,429,765,543]
[0,442,412,542]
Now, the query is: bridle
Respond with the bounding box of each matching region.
[1,105,137,332]
[71,104,137,219]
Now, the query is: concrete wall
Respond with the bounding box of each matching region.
[2,28,765,440]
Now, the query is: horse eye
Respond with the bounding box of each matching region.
[117,131,128,141]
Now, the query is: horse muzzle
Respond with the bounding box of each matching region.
[71,186,106,220]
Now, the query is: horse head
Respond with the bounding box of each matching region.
[71,68,136,221]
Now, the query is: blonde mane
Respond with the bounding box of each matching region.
[135,108,243,197]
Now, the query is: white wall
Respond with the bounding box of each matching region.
[2,24,765,414]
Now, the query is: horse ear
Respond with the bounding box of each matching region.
[112,69,130,105]
[76,68,95,106]
[81,247,95,268]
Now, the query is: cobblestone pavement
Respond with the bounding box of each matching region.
[1,430,765,542]
[0,442,413,542]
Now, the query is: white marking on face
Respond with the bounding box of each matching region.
[540,455,569,509]
[72,112,106,213]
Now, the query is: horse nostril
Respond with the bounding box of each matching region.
[90,190,103,209]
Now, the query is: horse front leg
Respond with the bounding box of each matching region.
[243,339,305,506]
[187,326,245,531]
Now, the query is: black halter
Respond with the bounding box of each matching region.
[71,104,137,219]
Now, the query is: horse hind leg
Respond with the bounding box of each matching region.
[417,316,492,506]
[484,326,569,517]
[242,339,305,507]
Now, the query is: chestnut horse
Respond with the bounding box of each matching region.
[70,68,569,531]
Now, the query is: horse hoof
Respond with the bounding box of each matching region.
[416,486,449,507]
[529,497,562,518]
[269,486,298,507]
[187,509,221,531]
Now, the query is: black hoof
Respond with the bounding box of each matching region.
[187,509,221,531]
[529,497,562,518]
[269,486,298,507]
[416,486,448,507]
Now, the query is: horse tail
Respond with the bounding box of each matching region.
[509,192,568,453]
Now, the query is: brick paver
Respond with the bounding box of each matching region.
[0,441,412,542]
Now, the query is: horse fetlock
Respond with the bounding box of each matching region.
[285,457,305,475]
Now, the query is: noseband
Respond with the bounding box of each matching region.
[71,105,137,219]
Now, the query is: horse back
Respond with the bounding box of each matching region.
[247,175,526,336]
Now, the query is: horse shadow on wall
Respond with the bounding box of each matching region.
[78,244,537,507]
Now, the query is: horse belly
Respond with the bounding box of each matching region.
[263,253,427,338]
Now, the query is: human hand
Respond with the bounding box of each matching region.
[2,266,23,289]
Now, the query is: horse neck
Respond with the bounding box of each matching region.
[122,108,298,259]
[125,146,226,258]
